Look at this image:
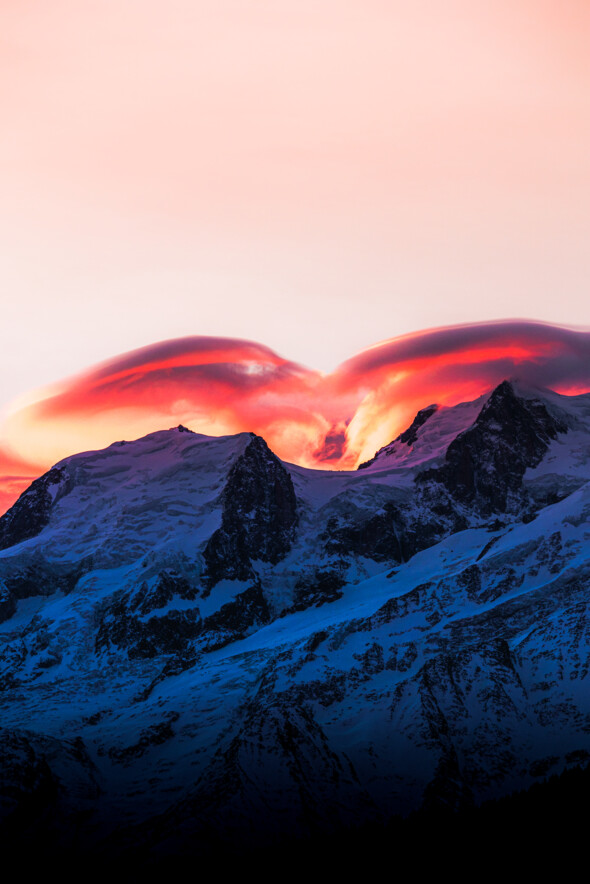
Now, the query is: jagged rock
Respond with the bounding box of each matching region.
[97,605,202,659]
[2,555,93,604]
[203,434,298,586]
[0,467,72,551]
[198,583,271,651]
[291,567,347,610]
[95,570,202,658]
[340,382,569,568]
[322,503,408,562]
[130,570,198,616]
[417,381,568,515]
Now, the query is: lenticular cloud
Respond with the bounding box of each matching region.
[1,320,589,513]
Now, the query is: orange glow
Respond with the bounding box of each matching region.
[0,321,589,513]
[0,447,43,515]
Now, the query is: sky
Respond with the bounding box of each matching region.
[1,2,590,508]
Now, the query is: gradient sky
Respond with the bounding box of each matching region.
[1,1,590,418]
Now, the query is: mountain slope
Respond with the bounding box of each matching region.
[0,379,589,855]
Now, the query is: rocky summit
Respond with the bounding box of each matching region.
[0,380,589,858]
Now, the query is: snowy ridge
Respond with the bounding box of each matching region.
[0,379,589,855]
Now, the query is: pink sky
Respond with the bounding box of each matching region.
[1,2,589,419]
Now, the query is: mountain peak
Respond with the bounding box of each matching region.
[396,404,439,445]
[417,376,570,515]
[478,378,523,415]
[356,378,571,476]
[490,377,518,397]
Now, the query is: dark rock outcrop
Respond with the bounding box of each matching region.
[417,381,567,515]
[291,567,347,610]
[108,712,180,763]
[2,555,93,604]
[322,503,409,563]
[198,582,271,651]
[95,572,271,659]
[203,435,298,586]
[0,466,72,551]
[95,571,201,658]
[348,383,567,571]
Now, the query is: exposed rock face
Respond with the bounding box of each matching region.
[203,435,298,586]
[0,467,71,551]
[199,582,270,650]
[396,404,439,445]
[95,571,271,659]
[96,599,202,660]
[2,556,93,602]
[322,503,409,563]
[95,571,201,658]
[291,567,347,610]
[417,381,568,515]
[343,382,570,568]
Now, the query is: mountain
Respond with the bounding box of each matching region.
[0,379,589,858]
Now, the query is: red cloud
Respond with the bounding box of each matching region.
[0,446,44,516]
[1,321,589,513]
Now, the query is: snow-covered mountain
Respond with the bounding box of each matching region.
[0,379,589,857]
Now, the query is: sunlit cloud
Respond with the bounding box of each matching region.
[1,321,589,512]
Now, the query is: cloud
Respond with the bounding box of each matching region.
[332,320,590,464]
[1,321,589,512]
[0,446,43,516]
[1,337,329,479]
[313,421,350,463]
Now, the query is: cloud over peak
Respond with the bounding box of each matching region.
[1,320,589,512]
